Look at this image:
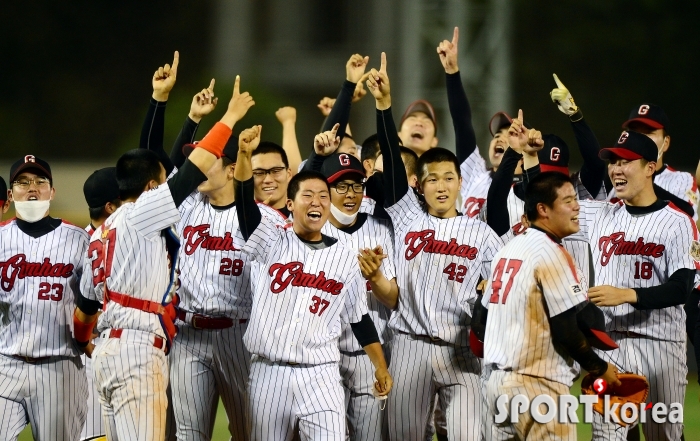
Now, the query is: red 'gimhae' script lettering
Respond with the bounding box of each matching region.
[598,232,665,266]
[0,254,75,291]
[269,261,344,295]
[404,230,479,261]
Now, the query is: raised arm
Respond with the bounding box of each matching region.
[550,74,606,196]
[438,27,477,164]
[140,51,179,175]
[234,125,263,241]
[367,52,408,206]
[275,106,302,175]
[169,81,217,168]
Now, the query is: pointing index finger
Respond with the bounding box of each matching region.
[452,27,459,46]
[518,108,523,122]
[553,73,565,89]
[208,78,215,92]
[380,52,387,73]
[233,75,240,95]
[171,51,179,74]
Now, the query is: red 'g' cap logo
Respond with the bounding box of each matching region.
[24,155,36,163]
[339,153,350,166]
[550,147,561,162]
[638,105,650,115]
[617,132,629,144]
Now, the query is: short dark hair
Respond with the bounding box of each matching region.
[400,146,419,177]
[415,147,460,183]
[88,198,121,222]
[252,141,289,168]
[116,149,163,200]
[361,134,381,162]
[287,170,329,200]
[222,156,234,168]
[524,172,574,221]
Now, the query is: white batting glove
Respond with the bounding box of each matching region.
[550,74,579,116]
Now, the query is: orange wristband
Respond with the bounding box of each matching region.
[73,311,96,346]
[196,122,232,158]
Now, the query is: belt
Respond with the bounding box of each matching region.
[398,331,445,343]
[11,355,52,364]
[611,330,646,338]
[107,328,166,351]
[176,310,246,330]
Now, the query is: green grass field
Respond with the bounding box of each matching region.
[16,374,700,440]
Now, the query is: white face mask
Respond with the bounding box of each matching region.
[330,203,359,226]
[14,200,50,223]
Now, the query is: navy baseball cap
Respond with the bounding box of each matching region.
[10,155,52,184]
[0,176,6,203]
[489,111,532,137]
[320,153,365,184]
[576,302,618,351]
[183,134,238,162]
[622,104,670,133]
[401,100,438,135]
[538,134,570,175]
[83,167,120,209]
[599,131,658,163]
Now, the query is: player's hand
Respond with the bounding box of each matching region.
[374,367,393,396]
[437,27,460,74]
[346,53,370,84]
[358,246,387,282]
[550,74,579,116]
[352,76,369,103]
[508,109,543,154]
[275,106,297,125]
[189,79,218,123]
[152,51,179,102]
[599,362,622,388]
[589,285,637,307]
[226,75,255,123]
[313,123,341,156]
[238,125,262,155]
[317,97,335,117]
[366,52,391,110]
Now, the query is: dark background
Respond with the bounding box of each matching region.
[1,0,698,171]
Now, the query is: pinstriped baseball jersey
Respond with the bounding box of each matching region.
[257,202,292,227]
[579,199,700,341]
[0,219,88,357]
[483,228,587,385]
[359,196,377,215]
[82,184,181,338]
[242,216,368,364]
[177,192,252,319]
[321,214,395,352]
[460,148,491,217]
[386,190,503,344]
[607,165,700,220]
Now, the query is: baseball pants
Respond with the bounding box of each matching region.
[93,329,169,441]
[485,369,575,441]
[170,322,251,441]
[0,354,88,441]
[81,343,106,441]
[592,334,686,441]
[340,350,387,441]
[247,356,345,441]
[387,333,482,441]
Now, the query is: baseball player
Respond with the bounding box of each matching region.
[73,67,240,440]
[573,131,700,441]
[232,125,392,441]
[483,171,621,440]
[0,156,89,440]
[0,176,9,220]
[314,151,397,441]
[365,52,503,441]
[80,167,121,441]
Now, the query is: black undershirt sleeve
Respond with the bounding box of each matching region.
[303,80,356,172]
[170,116,200,170]
[550,306,608,376]
[166,159,207,207]
[446,72,477,164]
[571,117,606,197]
[234,177,262,242]
[471,294,488,341]
[140,98,175,175]
[76,291,101,316]
[632,268,694,310]
[376,107,409,206]
[350,313,381,347]
[487,148,522,236]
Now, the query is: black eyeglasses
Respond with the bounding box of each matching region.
[252,167,287,178]
[333,183,364,194]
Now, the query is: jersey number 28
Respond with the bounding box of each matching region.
[489,258,523,304]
